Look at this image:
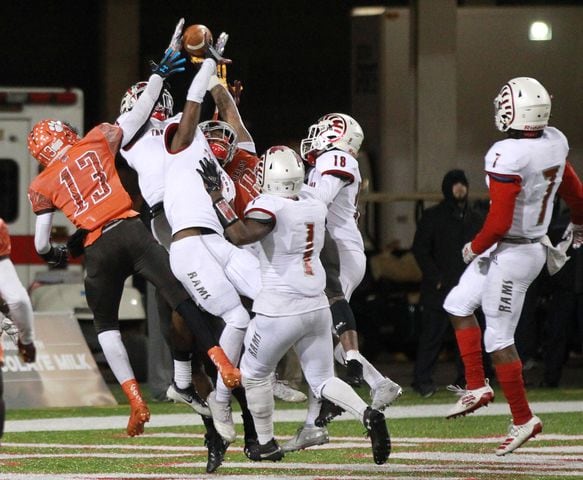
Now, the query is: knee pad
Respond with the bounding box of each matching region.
[241,374,274,417]
[330,299,357,336]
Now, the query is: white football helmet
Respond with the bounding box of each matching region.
[199,120,238,165]
[494,77,551,132]
[120,81,174,121]
[258,146,305,197]
[300,113,364,165]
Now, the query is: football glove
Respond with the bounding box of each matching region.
[1,315,20,346]
[167,17,185,53]
[40,245,68,268]
[67,228,89,258]
[462,241,477,264]
[197,157,222,194]
[18,339,37,363]
[150,48,186,79]
[571,223,583,249]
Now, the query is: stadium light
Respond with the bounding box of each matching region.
[529,21,552,41]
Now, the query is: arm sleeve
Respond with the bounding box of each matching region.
[117,74,164,148]
[34,212,54,254]
[558,161,583,225]
[471,174,521,254]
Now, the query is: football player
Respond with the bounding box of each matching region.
[118,39,258,471]
[160,48,262,449]
[283,113,402,451]
[26,41,212,439]
[443,77,583,455]
[198,146,391,465]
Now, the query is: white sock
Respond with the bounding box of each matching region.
[320,377,367,421]
[304,388,321,427]
[98,330,134,385]
[356,352,385,388]
[173,360,192,389]
[216,325,246,402]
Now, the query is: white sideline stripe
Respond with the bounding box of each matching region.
[5,400,582,433]
[0,476,460,480]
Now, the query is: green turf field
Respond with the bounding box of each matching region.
[1,385,582,479]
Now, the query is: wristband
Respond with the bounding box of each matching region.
[213,197,239,228]
[187,58,216,103]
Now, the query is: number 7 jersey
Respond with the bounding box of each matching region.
[28,124,138,246]
[484,127,569,238]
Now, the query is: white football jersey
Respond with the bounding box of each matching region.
[485,126,569,238]
[307,150,364,251]
[245,189,329,316]
[163,123,235,235]
[119,113,181,207]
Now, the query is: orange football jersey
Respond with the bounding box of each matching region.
[0,218,10,257]
[28,123,138,246]
[225,148,261,218]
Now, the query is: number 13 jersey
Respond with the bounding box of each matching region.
[28,124,138,246]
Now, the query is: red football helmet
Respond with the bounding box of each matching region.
[28,119,79,167]
[199,120,238,165]
[120,81,174,121]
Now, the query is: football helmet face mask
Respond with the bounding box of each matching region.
[494,77,551,132]
[28,119,79,167]
[119,81,174,121]
[300,113,364,166]
[199,120,238,165]
[258,146,305,197]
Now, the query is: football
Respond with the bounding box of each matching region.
[182,24,213,58]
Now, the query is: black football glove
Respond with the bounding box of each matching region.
[67,228,89,258]
[39,245,68,268]
[196,157,222,194]
[150,48,186,79]
[18,339,37,363]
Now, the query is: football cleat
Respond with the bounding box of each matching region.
[495,415,543,456]
[363,407,391,465]
[273,379,307,403]
[204,428,230,473]
[446,379,495,419]
[344,359,364,387]
[166,382,211,417]
[243,436,259,459]
[371,378,403,410]
[126,402,150,437]
[281,425,329,452]
[247,438,284,462]
[315,399,345,428]
[206,390,236,442]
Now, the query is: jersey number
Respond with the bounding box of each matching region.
[59,151,112,217]
[333,155,346,167]
[536,166,560,226]
[303,222,315,276]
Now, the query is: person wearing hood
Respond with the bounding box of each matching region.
[411,169,484,397]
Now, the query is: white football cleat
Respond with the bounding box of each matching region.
[446,378,494,419]
[371,377,403,410]
[495,415,543,456]
[281,425,329,452]
[207,390,236,442]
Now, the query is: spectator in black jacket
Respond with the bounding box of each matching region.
[411,169,484,397]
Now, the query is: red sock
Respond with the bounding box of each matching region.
[455,326,485,389]
[495,360,532,425]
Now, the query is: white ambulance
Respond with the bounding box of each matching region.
[0,88,147,380]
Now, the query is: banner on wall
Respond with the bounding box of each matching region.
[1,312,117,408]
